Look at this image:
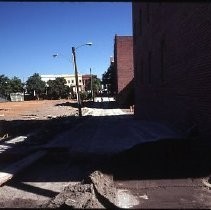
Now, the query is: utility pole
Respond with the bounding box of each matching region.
[53,42,92,117]
[72,47,82,117]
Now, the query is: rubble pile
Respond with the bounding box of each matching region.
[45,171,119,209]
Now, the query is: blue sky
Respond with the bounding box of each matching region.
[0,2,132,82]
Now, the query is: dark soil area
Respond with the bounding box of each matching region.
[105,137,211,181]
[0,115,83,140]
[0,116,87,170]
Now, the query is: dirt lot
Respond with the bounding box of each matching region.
[0,100,132,208]
[0,99,78,121]
[0,99,82,139]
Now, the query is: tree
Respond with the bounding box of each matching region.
[86,77,102,97]
[26,73,46,100]
[0,75,23,99]
[0,75,10,99]
[47,77,70,99]
[102,62,116,95]
[9,77,24,93]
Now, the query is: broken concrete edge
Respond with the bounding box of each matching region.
[45,182,103,209]
[88,171,119,209]
[46,170,121,209]
[91,183,120,209]
[66,183,104,209]
[6,136,27,144]
[202,177,211,189]
[0,151,46,186]
[0,133,9,140]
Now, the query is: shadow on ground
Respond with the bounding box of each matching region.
[101,137,211,180]
[1,114,211,183]
[0,116,82,142]
[0,115,86,169]
[0,110,210,205]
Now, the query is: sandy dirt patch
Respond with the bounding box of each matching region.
[0,99,77,121]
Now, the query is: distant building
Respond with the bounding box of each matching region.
[10,93,24,102]
[41,74,84,93]
[82,74,97,91]
[113,35,134,107]
[132,2,211,140]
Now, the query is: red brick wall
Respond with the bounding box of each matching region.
[133,3,211,139]
[114,35,134,106]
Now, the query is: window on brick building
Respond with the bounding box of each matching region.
[148,51,152,84]
[139,9,142,35]
[71,80,74,83]
[161,39,165,83]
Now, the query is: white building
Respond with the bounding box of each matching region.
[41,74,84,93]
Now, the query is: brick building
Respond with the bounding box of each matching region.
[114,35,134,107]
[132,3,211,139]
[82,74,97,91]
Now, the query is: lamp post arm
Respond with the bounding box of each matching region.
[76,42,92,50]
[76,44,87,50]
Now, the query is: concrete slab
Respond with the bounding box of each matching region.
[47,114,181,155]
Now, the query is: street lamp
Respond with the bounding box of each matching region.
[53,42,92,117]
[72,42,92,117]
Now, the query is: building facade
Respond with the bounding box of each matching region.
[114,35,134,107]
[82,74,97,91]
[132,3,211,139]
[41,74,84,92]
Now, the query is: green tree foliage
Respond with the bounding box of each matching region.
[102,62,116,95]
[86,76,102,97]
[9,77,23,93]
[0,75,23,99]
[0,75,10,98]
[26,73,46,100]
[80,91,88,101]
[47,77,70,99]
